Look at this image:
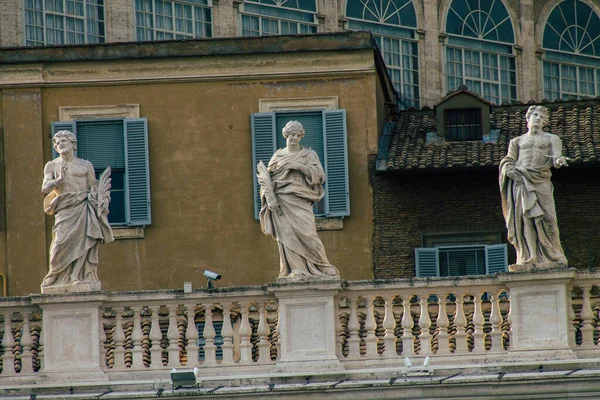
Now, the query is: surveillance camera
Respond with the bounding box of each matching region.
[204,270,221,280]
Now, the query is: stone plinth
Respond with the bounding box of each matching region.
[269,280,343,372]
[31,294,108,382]
[499,270,576,360]
[40,281,101,295]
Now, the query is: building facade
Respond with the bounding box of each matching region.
[1,0,599,109]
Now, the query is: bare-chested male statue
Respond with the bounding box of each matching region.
[41,130,114,292]
[499,105,568,271]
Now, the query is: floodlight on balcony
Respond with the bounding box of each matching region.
[170,367,199,390]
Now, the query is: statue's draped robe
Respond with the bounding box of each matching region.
[499,135,567,265]
[43,189,114,285]
[260,147,339,278]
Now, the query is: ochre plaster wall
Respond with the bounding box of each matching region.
[30,74,379,293]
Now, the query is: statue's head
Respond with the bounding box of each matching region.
[525,105,550,128]
[282,121,305,140]
[53,130,77,153]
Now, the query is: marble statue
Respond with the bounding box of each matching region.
[258,121,340,280]
[41,130,114,292]
[499,105,568,271]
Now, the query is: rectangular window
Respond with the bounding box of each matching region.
[415,244,507,277]
[135,0,212,40]
[251,109,350,220]
[197,321,224,361]
[25,0,105,46]
[444,108,483,141]
[51,118,151,226]
[543,61,600,100]
[446,47,516,104]
[239,2,317,37]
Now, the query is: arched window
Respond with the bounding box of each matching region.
[444,0,516,104]
[542,0,600,100]
[345,0,419,108]
[240,0,318,36]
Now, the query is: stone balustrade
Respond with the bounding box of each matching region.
[0,269,599,385]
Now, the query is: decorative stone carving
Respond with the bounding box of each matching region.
[258,121,340,281]
[499,105,568,271]
[41,130,114,294]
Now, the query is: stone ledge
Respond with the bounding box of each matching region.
[113,226,144,239]
[316,217,343,231]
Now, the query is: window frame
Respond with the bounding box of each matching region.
[415,243,508,277]
[24,0,106,46]
[134,0,213,41]
[443,107,483,141]
[239,0,318,37]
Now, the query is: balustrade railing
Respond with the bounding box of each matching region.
[569,273,600,351]
[100,290,279,372]
[335,278,511,364]
[0,299,42,376]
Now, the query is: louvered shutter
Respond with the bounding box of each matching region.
[51,121,77,159]
[415,248,439,277]
[323,109,349,217]
[485,244,508,274]
[124,118,151,226]
[251,113,277,220]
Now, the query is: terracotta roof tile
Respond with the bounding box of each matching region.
[383,99,600,171]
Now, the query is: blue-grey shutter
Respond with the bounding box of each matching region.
[251,113,277,220]
[415,247,439,277]
[323,109,350,217]
[485,244,508,274]
[51,121,77,159]
[124,118,151,226]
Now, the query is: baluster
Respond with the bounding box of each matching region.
[131,307,145,369]
[580,285,595,347]
[185,304,199,367]
[20,311,34,374]
[489,292,503,352]
[202,304,217,366]
[113,308,126,370]
[401,296,414,356]
[38,327,44,371]
[220,303,235,365]
[99,318,107,369]
[238,303,252,364]
[436,295,450,354]
[334,298,343,359]
[346,296,361,359]
[454,292,468,354]
[149,305,163,368]
[257,302,270,363]
[567,286,576,347]
[363,296,378,357]
[418,295,432,355]
[382,295,396,357]
[166,305,181,367]
[1,312,15,375]
[472,293,485,353]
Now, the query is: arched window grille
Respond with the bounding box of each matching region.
[240,0,318,36]
[346,0,419,109]
[542,0,600,100]
[444,0,516,104]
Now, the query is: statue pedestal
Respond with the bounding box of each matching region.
[270,280,343,372]
[32,294,108,382]
[500,270,576,360]
[40,281,101,295]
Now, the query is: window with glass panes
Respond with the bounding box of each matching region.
[135,0,212,41]
[240,0,317,36]
[24,0,105,46]
[444,108,483,141]
[542,0,600,100]
[444,0,517,104]
[345,0,419,109]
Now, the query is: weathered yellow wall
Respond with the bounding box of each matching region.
[2,89,47,295]
[33,73,379,293]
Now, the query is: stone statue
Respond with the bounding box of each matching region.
[499,105,569,271]
[41,130,114,293]
[258,121,340,280]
